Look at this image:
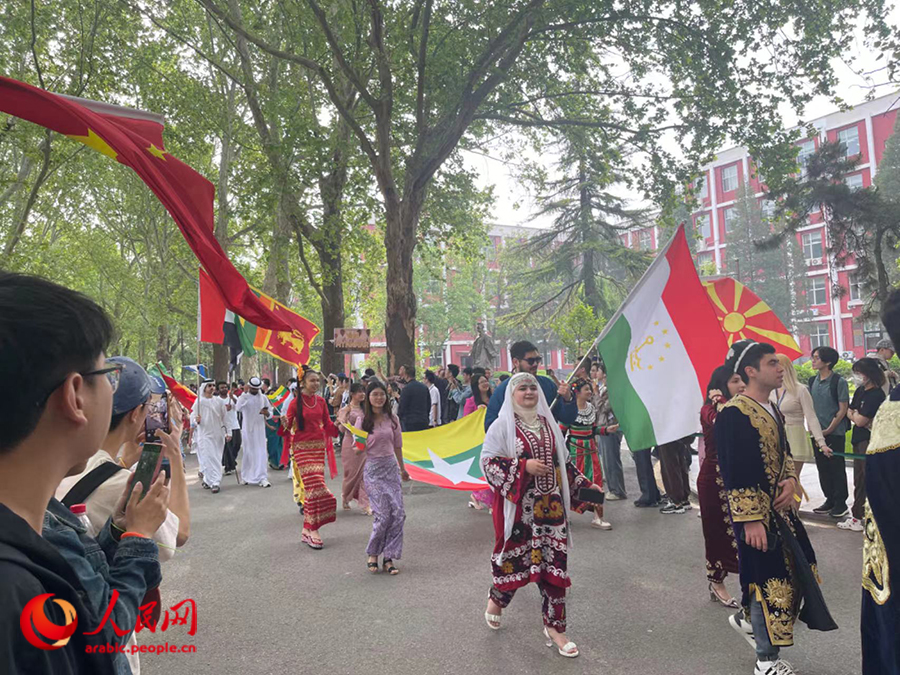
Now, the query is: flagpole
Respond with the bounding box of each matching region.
[549,223,684,408]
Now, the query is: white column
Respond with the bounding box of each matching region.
[709,165,721,272]
[866,114,878,179]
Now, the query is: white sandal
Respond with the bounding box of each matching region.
[484,611,501,630]
[544,626,579,658]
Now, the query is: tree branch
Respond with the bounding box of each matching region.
[414,0,433,134]
[290,218,327,304]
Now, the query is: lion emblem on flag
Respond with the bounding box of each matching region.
[278,329,306,355]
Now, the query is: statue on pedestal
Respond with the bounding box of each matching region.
[470,322,498,369]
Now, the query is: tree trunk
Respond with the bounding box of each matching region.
[213,344,230,383]
[155,324,170,371]
[384,193,423,374]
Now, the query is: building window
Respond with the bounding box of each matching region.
[838,126,861,158]
[810,322,830,349]
[723,207,738,234]
[864,320,885,352]
[697,176,708,200]
[639,230,652,251]
[697,251,714,271]
[845,173,864,191]
[722,165,739,193]
[696,213,711,239]
[761,200,776,220]
[798,140,816,175]
[802,230,823,263]
[849,273,861,302]
[807,276,827,306]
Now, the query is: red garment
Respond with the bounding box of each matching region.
[698,403,739,582]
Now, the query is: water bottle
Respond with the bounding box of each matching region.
[69,503,95,538]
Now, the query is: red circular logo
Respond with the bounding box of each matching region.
[20,593,78,650]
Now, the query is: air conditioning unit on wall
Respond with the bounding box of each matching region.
[807,257,822,266]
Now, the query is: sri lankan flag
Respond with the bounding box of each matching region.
[345,409,488,490]
[238,287,320,366]
[704,277,802,360]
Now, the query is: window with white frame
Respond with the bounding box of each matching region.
[697,252,714,269]
[696,175,708,200]
[723,207,738,234]
[798,140,816,174]
[845,173,864,191]
[802,230,823,262]
[807,276,827,306]
[761,200,776,220]
[849,273,861,302]
[696,213,711,239]
[864,319,886,352]
[810,322,831,349]
[722,165,739,193]
[838,126,861,158]
[639,229,652,250]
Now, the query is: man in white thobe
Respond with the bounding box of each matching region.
[190,379,230,493]
[236,376,272,487]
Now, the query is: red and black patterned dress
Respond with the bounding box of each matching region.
[483,415,590,630]
[698,403,739,583]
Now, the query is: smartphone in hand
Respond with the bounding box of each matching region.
[129,443,164,501]
[144,392,170,443]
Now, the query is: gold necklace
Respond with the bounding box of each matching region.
[301,393,318,409]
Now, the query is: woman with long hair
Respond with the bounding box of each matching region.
[560,379,618,530]
[841,357,886,531]
[770,353,826,498]
[337,382,370,514]
[466,374,495,512]
[360,379,409,574]
[282,366,339,549]
[698,365,744,608]
[481,372,600,658]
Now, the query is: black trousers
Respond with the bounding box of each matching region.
[633,448,660,504]
[223,428,241,473]
[815,434,849,507]
[658,441,691,504]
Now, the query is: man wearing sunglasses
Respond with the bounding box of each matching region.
[484,340,576,430]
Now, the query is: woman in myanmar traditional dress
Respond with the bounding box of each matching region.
[282,366,339,549]
[336,382,370,514]
[698,365,744,608]
[480,372,600,658]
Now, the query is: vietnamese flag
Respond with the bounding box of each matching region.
[0,77,290,332]
[703,277,802,360]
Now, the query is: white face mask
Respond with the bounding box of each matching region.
[851,374,865,387]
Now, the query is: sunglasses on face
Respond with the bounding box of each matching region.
[523,356,543,365]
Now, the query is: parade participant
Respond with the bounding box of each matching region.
[337,383,370,513]
[359,380,408,574]
[484,340,576,431]
[282,366,339,549]
[770,354,826,500]
[190,380,230,494]
[398,364,431,431]
[480,372,600,658]
[860,289,900,674]
[235,376,272,488]
[265,407,284,470]
[839,358,885,532]
[874,337,899,394]
[219,381,241,476]
[717,341,834,675]
[595,363,627,500]
[280,381,297,467]
[560,378,617,530]
[808,346,851,518]
[698,365,743,609]
[465,373,494,512]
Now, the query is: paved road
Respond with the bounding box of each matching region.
[142,451,865,675]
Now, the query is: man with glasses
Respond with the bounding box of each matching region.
[484,340,576,430]
[0,273,168,674]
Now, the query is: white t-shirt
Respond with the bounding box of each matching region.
[429,384,441,426]
[759,400,777,420]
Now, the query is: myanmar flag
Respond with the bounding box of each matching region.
[345,409,488,490]
[598,225,728,450]
[703,277,802,360]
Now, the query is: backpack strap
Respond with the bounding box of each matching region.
[830,373,840,404]
[808,376,816,390]
[61,461,126,508]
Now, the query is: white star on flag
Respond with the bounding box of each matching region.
[424,448,487,486]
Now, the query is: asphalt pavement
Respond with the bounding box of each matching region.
[141,450,865,675]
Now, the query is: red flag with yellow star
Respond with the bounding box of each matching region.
[703,277,802,360]
[0,77,290,332]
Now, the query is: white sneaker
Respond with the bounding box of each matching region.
[605,493,623,501]
[260,480,272,488]
[729,612,756,649]
[837,517,863,532]
[755,659,797,675]
[591,517,613,530]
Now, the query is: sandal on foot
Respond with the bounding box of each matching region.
[484,611,501,630]
[301,533,323,550]
[382,559,399,575]
[543,627,579,658]
[367,559,379,573]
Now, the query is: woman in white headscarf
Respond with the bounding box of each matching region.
[480,372,599,658]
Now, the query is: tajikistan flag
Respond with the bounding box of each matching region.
[345,409,488,490]
[598,225,728,451]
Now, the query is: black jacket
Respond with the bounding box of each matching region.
[398,380,431,431]
[0,503,117,675]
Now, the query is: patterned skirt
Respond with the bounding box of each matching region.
[697,456,739,582]
[292,439,336,530]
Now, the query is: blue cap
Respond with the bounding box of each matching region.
[108,356,152,415]
[149,376,166,395]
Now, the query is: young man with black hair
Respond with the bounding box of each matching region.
[445,364,462,420]
[859,289,900,674]
[219,380,241,476]
[809,345,850,518]
[484,340,575,430]
[424,370,443,427]
[398,364,431,431]
[0,273,165,674]
[717,341,832,675]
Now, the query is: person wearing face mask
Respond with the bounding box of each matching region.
[480,372,600,658]
[698,365,745,609]
[840,358,886,533]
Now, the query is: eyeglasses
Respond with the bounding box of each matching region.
[524,356,543,365]
[35,362,124,408]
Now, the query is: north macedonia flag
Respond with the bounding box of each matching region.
[703,278,802,360]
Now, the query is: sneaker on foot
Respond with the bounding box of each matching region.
[605,493,623,501]
[660,501,686,514]
[681,501,693,511]
[591,517,613,530]
[837,516,863,531]
[755,659,797,675]
[211,485,220,494]
[830,505,850,518]
[729,612,756,650]
[812,501,834,514]
[260,480,272,488]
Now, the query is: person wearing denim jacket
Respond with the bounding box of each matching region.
[43,496,164,675]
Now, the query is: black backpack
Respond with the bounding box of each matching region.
[808,374,840,404]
